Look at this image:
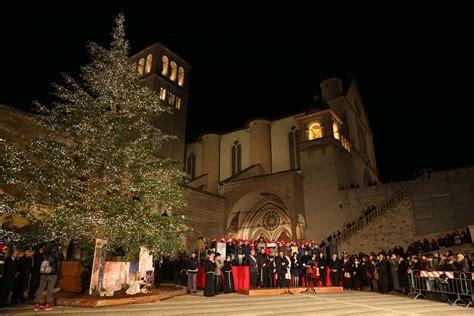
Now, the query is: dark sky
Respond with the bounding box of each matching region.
[1,2,472,182]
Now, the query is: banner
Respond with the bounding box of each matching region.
[103,262,130,292]
[89,238,108,295]
[139,246,154,279]
[217,242,226,259]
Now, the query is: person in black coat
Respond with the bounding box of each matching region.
[351,257,363,290]
[1,248,21,306]
[329,253,341,287]
[397,256,409,294]
[248,249,258,289]
[317,252,327,286]
[203,252,216,297]
[0,247,21,306]
[14,249,31,304]
[223,256,234,293]
[266,256,276,287]
[256,248,268,288]
[28,246,44,299]
[290,252,301,287]
[274,251,289,288]
[377,252,391,294]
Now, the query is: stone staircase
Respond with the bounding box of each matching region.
[326,185,413,253]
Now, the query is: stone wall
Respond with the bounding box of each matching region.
[410,167,474,235]
[180,186,226,251]
[339,195,416,254]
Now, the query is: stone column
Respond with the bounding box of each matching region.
[201,133,220,194]
[249,119,272,174]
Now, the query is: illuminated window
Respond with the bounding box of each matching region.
[169,93,176,106]
[137,58,145,75]
[187,153,196,179]
[333,122,340,140]
[160,87,166,100]
[307,122,323,140]
[231,140,241,175]
[170,61,178,81]
[145,54,153,73]
[176,97,181,110]
[162,55,169,76]
[288,126,300,169]
[178,67,185,86]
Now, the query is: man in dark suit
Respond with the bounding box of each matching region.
[248,249,258,289]
[274,251,290,288]
[0,247,20,306]
[329,253,341,287]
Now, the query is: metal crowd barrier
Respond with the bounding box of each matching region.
[408,270,473,308]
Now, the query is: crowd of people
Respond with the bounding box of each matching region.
[0,244,64,311]
[183,231,473,299]
[405,229,472,254]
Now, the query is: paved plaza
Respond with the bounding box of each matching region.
[2,290,472,315]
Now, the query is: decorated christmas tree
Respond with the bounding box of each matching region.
[1,14,189,258]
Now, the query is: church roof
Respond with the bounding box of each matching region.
[301,98,331,114]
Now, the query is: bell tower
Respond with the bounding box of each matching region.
[129,42,191,162]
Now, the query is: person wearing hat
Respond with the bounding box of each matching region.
[203,251,216,297]
[186,251,199,293]
[214,252,224,293]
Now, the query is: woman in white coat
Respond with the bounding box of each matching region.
[285,254,292,287]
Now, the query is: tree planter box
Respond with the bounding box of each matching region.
[56,285,186,308]
[57,261,85,293]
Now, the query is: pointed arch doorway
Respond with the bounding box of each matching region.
[227,191,298,241]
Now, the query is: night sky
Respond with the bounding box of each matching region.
[1,3,472,182]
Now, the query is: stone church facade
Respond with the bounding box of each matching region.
[2,42,473,252]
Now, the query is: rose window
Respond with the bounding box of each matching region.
[262,211,280,231]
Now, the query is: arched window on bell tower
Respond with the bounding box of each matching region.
[231,140,241,175]
[170,61,178,81]
[288,126,301,169]
[178,67,185,86]
[144,54,153,74]
[137,57,145,75]
[161,55,169,76]
[307,121,323,140]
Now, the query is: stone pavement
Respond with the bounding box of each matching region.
[1,290,471,315]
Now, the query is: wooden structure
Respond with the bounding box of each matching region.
[57,261,84,293]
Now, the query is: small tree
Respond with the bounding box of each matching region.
[1,14,189,258]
